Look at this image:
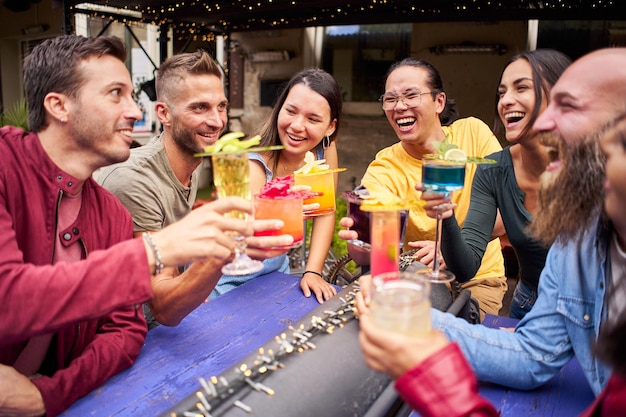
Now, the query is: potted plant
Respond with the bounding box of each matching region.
[0,98,29,130]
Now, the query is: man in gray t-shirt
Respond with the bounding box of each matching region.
[96,51,291,329]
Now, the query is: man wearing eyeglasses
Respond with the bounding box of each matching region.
[342,57,507,319]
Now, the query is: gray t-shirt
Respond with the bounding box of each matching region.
[95,135,198,232]
[95,135,200,329]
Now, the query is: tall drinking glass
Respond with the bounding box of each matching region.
[370,210,401,278]
[417,156,466,283]
[342,188,408,268]
[212,152,264,275]
[369,271,431,338]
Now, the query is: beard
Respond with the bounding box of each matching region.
[528,131,607,246]
[170,120,205,156]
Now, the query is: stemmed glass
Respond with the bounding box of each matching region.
[416,156,466,283]
[212,151,264,275]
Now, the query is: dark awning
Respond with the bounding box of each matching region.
[66,0,623,34]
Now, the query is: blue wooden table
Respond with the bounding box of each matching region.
[469,315,595,417]
[62,271,321,416]
[62,273,595,416]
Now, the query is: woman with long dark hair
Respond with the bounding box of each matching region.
[248,68,342,303]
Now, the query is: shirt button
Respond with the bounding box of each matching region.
[63,233,72,241]
[57,175,63,181]
[68,181,73,187]
[72,228,79,235]
[583,314,590,321]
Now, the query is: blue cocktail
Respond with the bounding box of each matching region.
[422,163,465,192]
[419,157,466,283]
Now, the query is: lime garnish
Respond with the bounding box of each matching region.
[430,134,495,164]
[444,148,467,162]
[193,131,284,157]
[432,134,459,157]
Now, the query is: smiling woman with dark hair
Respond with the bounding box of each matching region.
[246,68,343,304]
[423,49,572,319]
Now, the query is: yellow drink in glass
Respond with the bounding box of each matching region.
[370,210,400,278]
[370,271,431,338]
[211,151,263,275]
[212,152,251,220]
[254,195,304,249]
[294,170,335,216]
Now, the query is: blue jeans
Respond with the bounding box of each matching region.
[509,280,537,320]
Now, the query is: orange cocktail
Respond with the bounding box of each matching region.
[254,194,304,248]
[294,170,336,216]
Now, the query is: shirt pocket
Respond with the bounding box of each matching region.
[556,296,595,329]
[556,296,596,375]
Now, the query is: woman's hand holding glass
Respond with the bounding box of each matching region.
[416,182,457,219]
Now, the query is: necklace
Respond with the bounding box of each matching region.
[280,161,302,173]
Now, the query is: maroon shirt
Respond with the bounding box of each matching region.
[0,126,153,416]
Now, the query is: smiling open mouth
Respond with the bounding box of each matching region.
[504,112,525,124]
[396,117,416,128]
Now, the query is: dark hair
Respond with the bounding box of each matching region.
[493,49,572,138]
[156,50,222,105]
[24,35,127,132]
[384,57,459,126]
[258,68,342,171]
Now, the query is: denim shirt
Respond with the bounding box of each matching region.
[433,220,611,396]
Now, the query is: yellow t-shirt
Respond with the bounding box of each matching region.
[361,117,505,281]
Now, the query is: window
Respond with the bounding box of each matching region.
[323,24,411,102]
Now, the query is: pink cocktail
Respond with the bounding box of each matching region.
[253,176,313,249]
[370,210,400,278]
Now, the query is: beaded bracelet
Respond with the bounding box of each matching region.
[302,270,323,279]
[142,232,164,275]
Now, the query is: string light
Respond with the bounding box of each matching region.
[69,0,618,33]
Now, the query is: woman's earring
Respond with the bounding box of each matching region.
[322,135,331,149]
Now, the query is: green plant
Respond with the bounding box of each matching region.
[0,98,29,130]
[304,196,358,274]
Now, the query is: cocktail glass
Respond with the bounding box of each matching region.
[294,170,336,216]
[370,210,402,278]
[254,194,304,249]
[212,152,264,275]
[369,271,431,338]
[417,156,466,283]
[342,187,408,267]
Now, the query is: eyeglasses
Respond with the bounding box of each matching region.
[378,91,436,111]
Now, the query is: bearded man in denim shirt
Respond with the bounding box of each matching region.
[427,48,626,396]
